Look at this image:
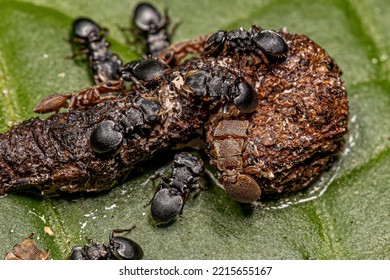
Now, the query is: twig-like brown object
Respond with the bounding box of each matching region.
[0,32,348,203]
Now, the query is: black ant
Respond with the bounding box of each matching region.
[203,25,288,64]
[184,70,259,114]
[132,2,178,57]
[67,226,143,260]
[71,17,123,84]
[148,153,204,225]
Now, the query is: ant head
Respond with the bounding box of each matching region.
[73,17,102,41]
[151,187,184,225]
[89,120,123,154]
[134,3,165,33]
[251,27,288,60]
[231,81,258,113]
[109,231,143,260]
[203,30,227,56]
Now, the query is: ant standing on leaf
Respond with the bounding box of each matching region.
[70,17,123,84]
[132,2,178,58]
[147,152,205,225]
[67,225,143,260]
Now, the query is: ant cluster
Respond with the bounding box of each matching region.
[0,2,349,259]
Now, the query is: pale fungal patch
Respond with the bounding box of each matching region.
[80,221,87,229]
[27,209,46,223]
[104,204,117,210]
[83,212,94,217]
[379,54,387,62]
[44,226,54,236]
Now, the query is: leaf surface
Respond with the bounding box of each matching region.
[0,0,389,259]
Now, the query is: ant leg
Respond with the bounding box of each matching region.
[178,190,190,218]
[66,48,89,60]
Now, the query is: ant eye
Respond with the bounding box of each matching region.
[232,82,258,113]
[106,81,112,87]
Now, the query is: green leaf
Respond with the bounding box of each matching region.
[0,0,389,259]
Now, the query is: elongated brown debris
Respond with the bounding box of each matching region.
[4,233,50,260]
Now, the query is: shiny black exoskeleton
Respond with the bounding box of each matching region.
[184,70,258,113]
[117,95,161,134]
[133,2,174,57]
[68,227,143,260]
[203,25,288,63]
[88,96,161,153]
[120,58,166,85]
[72,17,123,84]
[149,153,204,225]
[89,120,123,153]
